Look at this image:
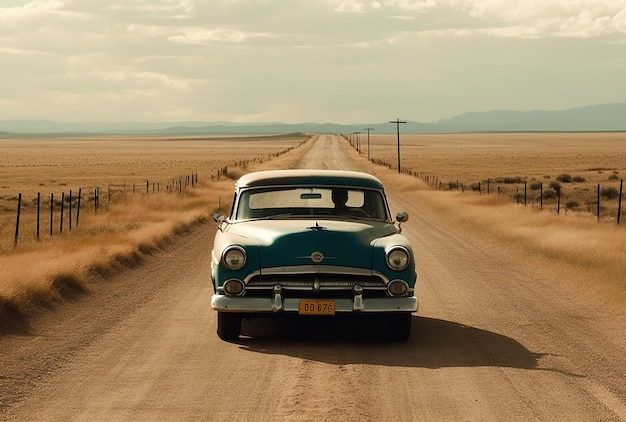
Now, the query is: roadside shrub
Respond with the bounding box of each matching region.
[556,173,572,183]
[608,174,619,181]
[549,181,561,195]
[542,188,557,200]
[530,182,542,191]
[572,176,586,183]
[565,200,579,209]
[600,186,619,199]
[495,176,524,184]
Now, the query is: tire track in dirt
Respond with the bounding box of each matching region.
[2,135,625,421]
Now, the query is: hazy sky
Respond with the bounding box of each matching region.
[1,0,625,124]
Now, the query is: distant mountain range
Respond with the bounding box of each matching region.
[1,103,625,136]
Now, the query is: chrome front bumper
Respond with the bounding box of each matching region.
[211,294,418,313]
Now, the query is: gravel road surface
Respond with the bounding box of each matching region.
[1,135,625,421]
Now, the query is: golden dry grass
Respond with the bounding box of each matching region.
[430,191,626,310]
[344,135,626,309]
[365,132,626,220]
[1,131,625,322]
[0,134,313,318]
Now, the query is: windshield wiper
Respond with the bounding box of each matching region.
[264,213,295,219]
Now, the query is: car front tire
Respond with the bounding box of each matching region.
[217,312,241,340]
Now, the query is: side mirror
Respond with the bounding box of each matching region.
[213,213,226,223]
[396,211,409,223]
[395,211,409,233]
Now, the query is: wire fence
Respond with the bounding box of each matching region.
[368,155,624,224]
[11,172,200,247]
[8,137,311,248]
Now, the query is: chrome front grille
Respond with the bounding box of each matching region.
[246,275,386,290]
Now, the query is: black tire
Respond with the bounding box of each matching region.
[386,313,412,341]
[217,312,241,340]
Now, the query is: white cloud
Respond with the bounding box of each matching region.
[455,0,626,38]
[95,70,189,89]
[106,0,194,17]
[0,0,65,23]
[169,27,272,44]
[334,0,367,13]
[1,0,625,123]
[0,46,28,54]
[382,0,437,12]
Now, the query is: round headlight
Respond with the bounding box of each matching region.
[386,246,410,270]
[223,279,245,296]
[222,246,246,270]
[387,279,409,297]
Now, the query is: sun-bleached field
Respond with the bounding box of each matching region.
[347,132,626,308]
[0,134,308,201]
[1,132,625,324]
[364,132,626,219]
[0,134,309,242]
[0,134,311,319]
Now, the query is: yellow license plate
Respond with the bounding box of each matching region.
[298,300,335,315]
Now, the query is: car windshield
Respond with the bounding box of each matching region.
[236,186,389,221]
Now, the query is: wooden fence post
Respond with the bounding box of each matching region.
[618,179,623,224]
[14,193,21,247]
[50,193,54,236]
[597,184,600,221]
[60,192,65,234]
[69,190,72,230]
[37,192,41,239]
[76,188,82,227]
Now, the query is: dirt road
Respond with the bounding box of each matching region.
[1,134,625,421]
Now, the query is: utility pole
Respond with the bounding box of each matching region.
[389,118,407,173]
[355,132,361,154]
[364,128,374,161]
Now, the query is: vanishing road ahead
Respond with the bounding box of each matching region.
[2,135,625,421]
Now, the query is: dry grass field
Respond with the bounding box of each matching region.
[0,133,311,320]
[1,131,625,325]
[349,132,626,308]
[364,132,626,220]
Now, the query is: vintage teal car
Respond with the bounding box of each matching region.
[211,169,418,340]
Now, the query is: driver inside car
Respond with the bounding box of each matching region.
[331,188,350,214]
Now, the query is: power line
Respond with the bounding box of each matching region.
[364,128,374,161]
[389,118,407,173]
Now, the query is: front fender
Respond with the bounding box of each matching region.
[211,229,260,288]
[372,234,417,287]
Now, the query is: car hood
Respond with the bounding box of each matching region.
[224,219,396,270]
